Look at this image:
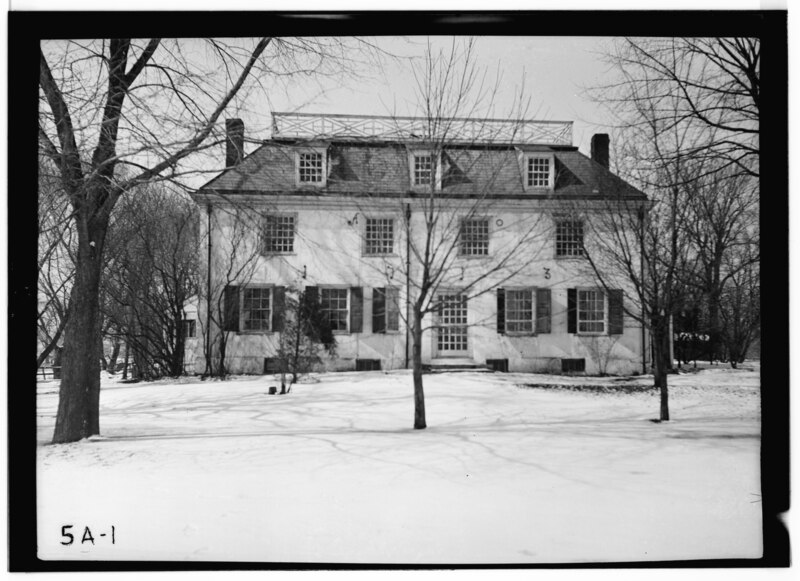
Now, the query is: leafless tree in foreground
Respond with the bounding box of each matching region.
[39,37,385,443]
[584,37,761,420]
[101,185,200,379]
[598,37,759,179]
[348,38,551,429]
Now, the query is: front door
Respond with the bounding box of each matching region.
[435,293,469,358]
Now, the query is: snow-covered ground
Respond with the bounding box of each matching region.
[36,364,762,564]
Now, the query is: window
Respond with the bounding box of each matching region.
[409,150,441,190]
[263,215,295,254]
[182,319,196,339]
[578,289,605,334]
[556,219,584,257]
[505,289,533,334]
[320,288,349,332]
[526,156,552,188]
[297,151,325,185]
[242,287,271,332]
[413,154,433,185]
[365,218,394,255]
[459,219,489,256]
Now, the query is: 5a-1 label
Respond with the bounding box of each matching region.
[60,525,115,546]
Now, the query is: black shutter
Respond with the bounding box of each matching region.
[536,288,551,334]
[350,287,363,333]
[497,288,505,335]
[608,289,624,335]
[567,288,577,334]
[223,285,240,332]
[373,288,386,334]
[304,286,318,304]
[272,286,285,333]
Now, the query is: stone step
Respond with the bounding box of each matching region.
[424,359,490,373]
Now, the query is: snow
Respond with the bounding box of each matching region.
[36,364,762,564]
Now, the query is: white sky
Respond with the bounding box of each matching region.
[250,36,620,157]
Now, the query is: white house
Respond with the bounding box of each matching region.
[190,113,649,375]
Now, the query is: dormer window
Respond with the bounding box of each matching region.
[414,154,433,185]
[408,150,441,190]
[523,154,554,190]
[296,148,327,187]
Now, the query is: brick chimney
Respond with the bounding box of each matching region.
[591,133,610,169]
[225,118,245,167]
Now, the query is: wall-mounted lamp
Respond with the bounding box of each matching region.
[460,266,465,281]
[387,265,394,280]
[303,265,307,280]
[347,213,360,226]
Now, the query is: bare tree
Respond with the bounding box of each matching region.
[582,37,761,421]
[599,37,759,179]
[37,159,75,371]
[39,37,385,443]
[579,92,701,421]
[349,39,552,429]
[718,246,760,367]
[101,184,200,379]
[682,167,759,364]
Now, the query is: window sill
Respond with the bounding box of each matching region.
[554,254,585,261]
[261,252,297,257]
[238,330,275,335]
[457,254,491,260]
[576,332,607,336]
[504,332,537,337]
[363,252,398,258]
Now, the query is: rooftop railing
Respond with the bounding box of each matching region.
[272,112,573,146]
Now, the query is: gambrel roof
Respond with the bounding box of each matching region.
[197,139,646,201]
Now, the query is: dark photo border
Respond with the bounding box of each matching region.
[8,9,789,572]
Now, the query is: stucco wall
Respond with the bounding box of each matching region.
[191,196,647,376]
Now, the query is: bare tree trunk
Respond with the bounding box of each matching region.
[411,307,426,430]
[36,315,68,369]
[107,336,121,374]
[53,237,104,443]
[122,341,129,380]
[652,319,671,422]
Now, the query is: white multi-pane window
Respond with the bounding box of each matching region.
[578,289,605,334]
[320,288,349,332]
[527,156,551,188]
[242,287,271,332]
[459,219,489,256]
[365,218,394,255]
[263,215,295,254]
[413,154,433,186]
[556,219,584,257]
[506,289,534,333]
[298,152,324,183]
